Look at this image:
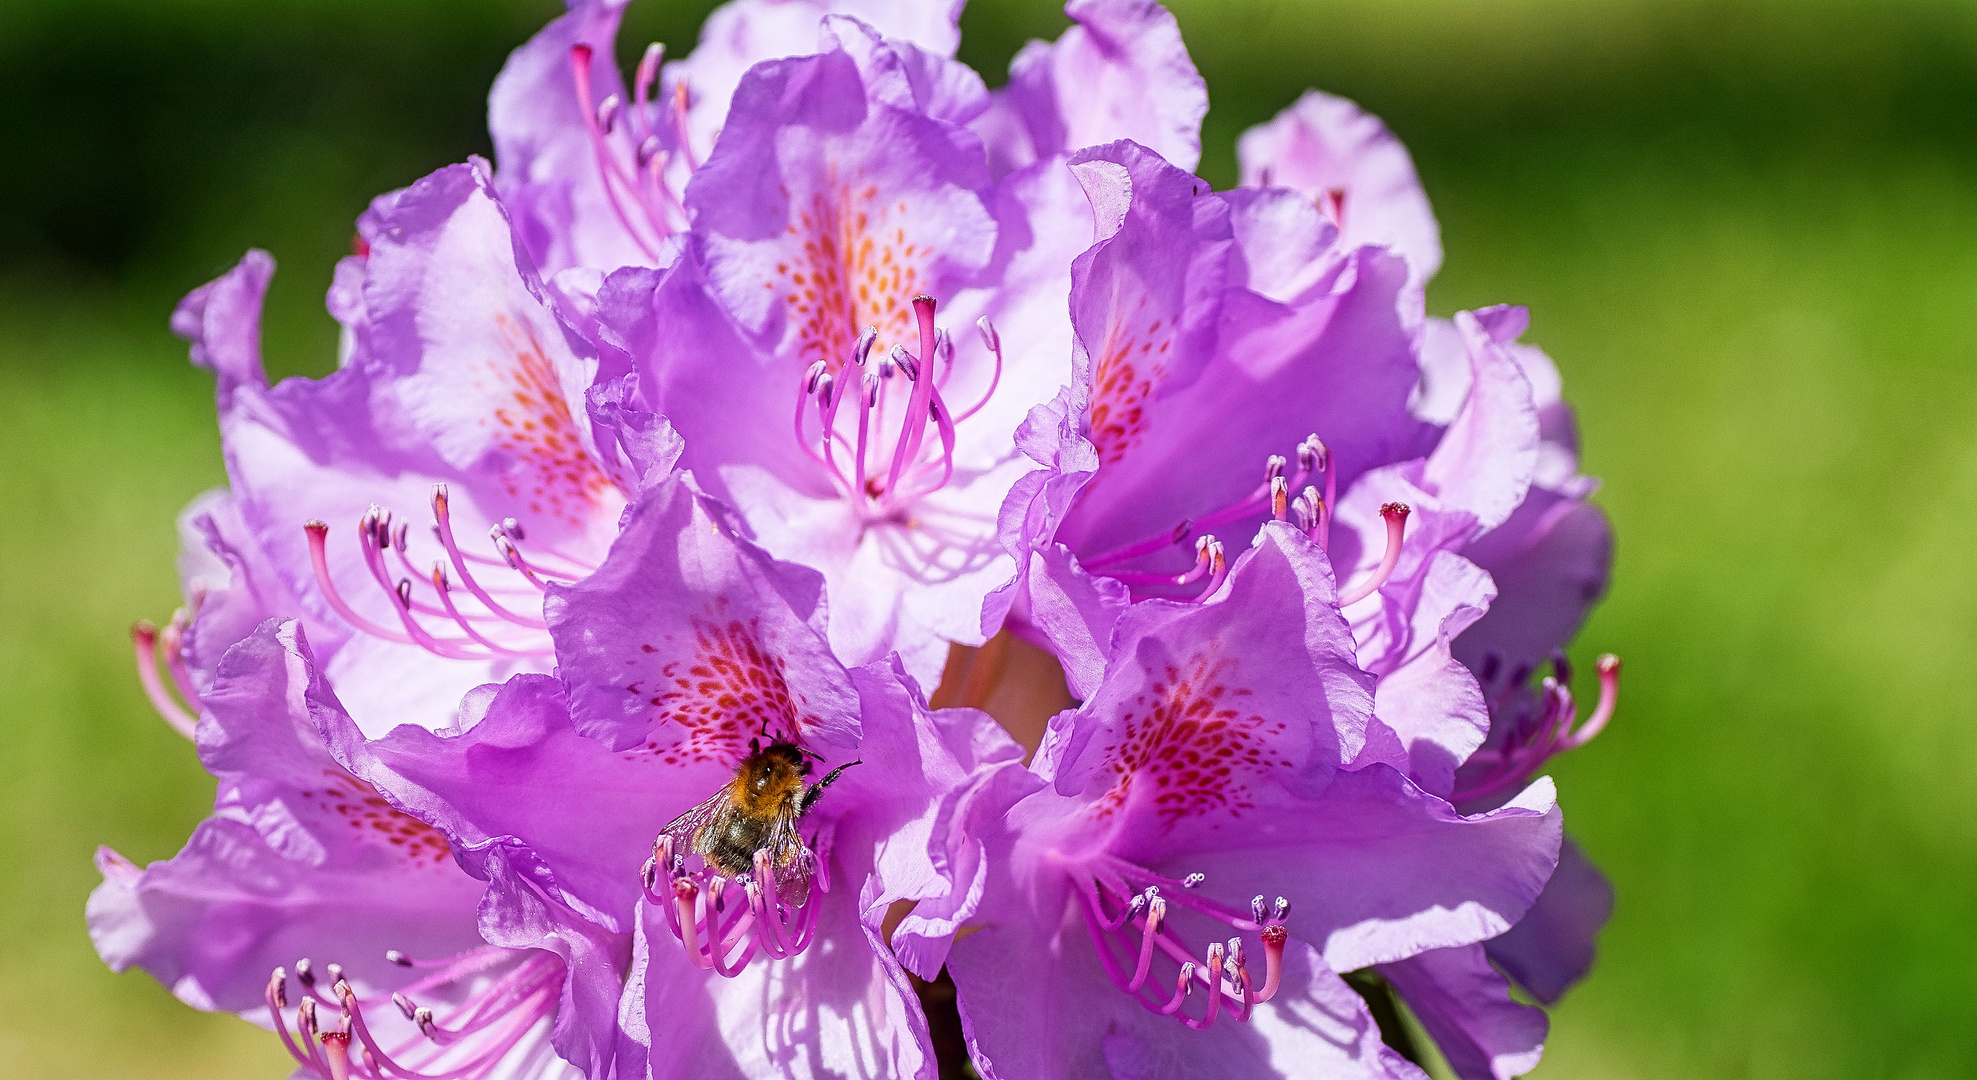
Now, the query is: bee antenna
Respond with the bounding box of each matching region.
[749,736,761,755]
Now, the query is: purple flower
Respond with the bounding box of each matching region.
[990,126,1618,1080]
[135,159,680,740]
[319,475,1011,1078]
[901,523,1563,1079]
[971,0,1208,178]
[92,621,582,1080]
[585,16,1095,687]
[109,1,1629,1076]
[490,0,967,277]
[1237,90,1443,289]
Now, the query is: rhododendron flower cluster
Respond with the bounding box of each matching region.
[96,2,1621,1078]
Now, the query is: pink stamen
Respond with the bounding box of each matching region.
[670,81,700,172]
[651,837,832,977]
[1317,439,1336,552]
[790,296,996,518]
[353,513,487,661]
[1126,893,1166,992]
[431,488,550,629]
[1337,502,1408,606]
[429,567,548,659]
[632,43,663,138]
[569,44,665,262]
[950,317,1003,423]
[1180,943,1225,1030]
[1156,964,1196,1016]
[305,521,417,645]
[1194,540,1230,600]
[1110,535,1217,588]
[794,361,829,467]
[131,621,198,739]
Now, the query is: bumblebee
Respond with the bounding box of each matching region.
[660,738,857,909]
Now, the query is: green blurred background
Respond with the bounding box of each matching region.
[3,0,1973,1075]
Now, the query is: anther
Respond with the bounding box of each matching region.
[393,993,417,1021]
[326,963,344,986]
[395,579,413,609]
[414,1006,436,1038]
[296,958,316,986]
[1298,435,1326,474]
[935,326,954,366]
[637,134,663,167]
[385,949,411,968]
[1182,872,1205,888]
[1270,476,1289,521]
[1265,454,1287,482]
[269,968,289,1008]
[1251,895,1267,923]
[804,359,828,393]
[1271,896,1291,921]
[854,325,878,366]
[596,94,622,134]
[889,343,919,382]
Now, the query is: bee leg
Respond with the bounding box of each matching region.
[799,760,862,816]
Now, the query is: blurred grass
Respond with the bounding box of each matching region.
[2,0,1974,1076]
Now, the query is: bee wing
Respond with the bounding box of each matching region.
[764,808,814,910]
[659,784,744,862]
